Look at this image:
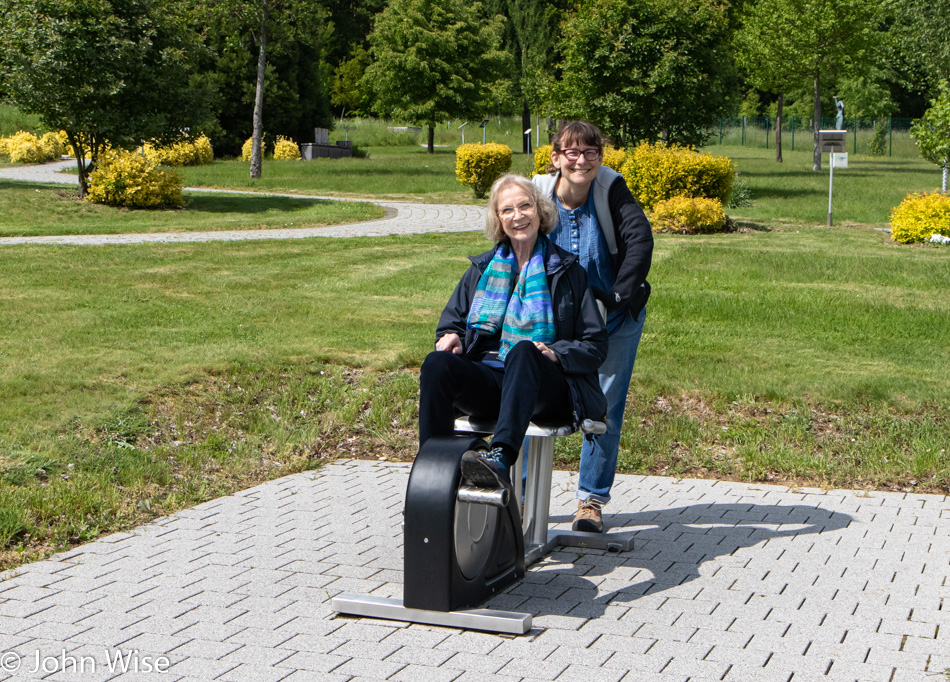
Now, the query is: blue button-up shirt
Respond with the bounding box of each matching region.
[550,193,626,334]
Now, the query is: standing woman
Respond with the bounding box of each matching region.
[533,120,653,533]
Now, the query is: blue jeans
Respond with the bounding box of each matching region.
[577,306,646,504]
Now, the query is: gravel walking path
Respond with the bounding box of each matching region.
[0,161,485,246]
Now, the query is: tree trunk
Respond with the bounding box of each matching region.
[250,0,270,180]
[68,132,88,197]
[427,125,434,154]
[812,73,821,171]
[943,160,948,193]
[775,93,784,163]
[522,99,531,154]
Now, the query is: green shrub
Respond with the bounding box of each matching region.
[455,143,512,198]
[86,148,183,209]
[650,196,727,234]
[273,136,301,160]
[868,124,888,157]
[890,191,950,244]
[621,142,735,211]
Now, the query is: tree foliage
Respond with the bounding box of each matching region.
[0,0,210,196]
[364,0,508,153]
[910,81,950,193]
[885,0,950,98]
[556,0,738,147]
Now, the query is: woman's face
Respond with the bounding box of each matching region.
[550,139,602,191]
[496,184,540,249]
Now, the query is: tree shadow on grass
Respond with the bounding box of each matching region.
[505,502,853,621]
[183,194,334,215]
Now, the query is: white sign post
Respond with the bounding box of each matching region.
[818,130,846,226]
[457,121,468,145]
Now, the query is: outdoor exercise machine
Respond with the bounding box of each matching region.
[331,416,637,635]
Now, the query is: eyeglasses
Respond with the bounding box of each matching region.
[498,201,536,220]
[559,147,601,162]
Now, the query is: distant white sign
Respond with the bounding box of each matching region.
[831,153,848,168]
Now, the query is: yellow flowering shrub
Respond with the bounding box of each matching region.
[889,191,950,244]
[621,143,735,211]
[601,145,627,172]
[241,136,267,161]
[86,148,183,209]
[533,144,553,175]
[273,136,301,160]
[1,131,63,164]
[650,196,726,234]
[456,142,513,198]
[143,135,214,166]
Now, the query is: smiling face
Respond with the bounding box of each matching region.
[496,184,540,251]
[550,139,603,192]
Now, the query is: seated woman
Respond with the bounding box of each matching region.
[419,174,608,489]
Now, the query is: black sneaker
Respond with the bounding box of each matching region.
[461,447,510,489]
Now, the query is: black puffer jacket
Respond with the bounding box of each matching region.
[435,238,608,424]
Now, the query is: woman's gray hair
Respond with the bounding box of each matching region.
[484,174,558,244]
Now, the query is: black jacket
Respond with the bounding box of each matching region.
[534,166,654,318]
[435,239,608,424]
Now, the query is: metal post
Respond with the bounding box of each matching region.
[827,153,835,226]
[742,116,746,146]
[889,117,893,157]
[853,119,857,154]
[766,117,769,150]
[719,118,723,144]
[791,117,794,151]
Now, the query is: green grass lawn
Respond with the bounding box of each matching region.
[0,182,384,237]
[705,146,940,227]
[177,147,536,204]
[1,224,948,567]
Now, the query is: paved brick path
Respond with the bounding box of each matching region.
[1,461,947,681]
[0,162,485,246]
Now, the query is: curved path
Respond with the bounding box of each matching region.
[0,160,485,246]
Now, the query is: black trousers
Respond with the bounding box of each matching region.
[418,340,573,467]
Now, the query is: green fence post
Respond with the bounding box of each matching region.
[853,118,857,153]
[765,117,769,150]
[791,116,794,151]
[742,117,746,146]
[889,117,892,157]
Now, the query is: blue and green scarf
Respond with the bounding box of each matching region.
[467,239,555,362]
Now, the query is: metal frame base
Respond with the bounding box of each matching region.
[331,594,531,635]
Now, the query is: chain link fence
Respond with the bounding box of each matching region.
[704,117,920,158]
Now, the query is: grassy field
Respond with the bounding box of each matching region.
[713,146,941,226]
[0,182,383,237]
[178,146,536,204]
[1,220,948,567]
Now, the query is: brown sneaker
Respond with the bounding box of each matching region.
[572,499,604,533]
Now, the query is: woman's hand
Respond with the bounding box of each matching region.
[534,342,560,364]
[436,333,463,354]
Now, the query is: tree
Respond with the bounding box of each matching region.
[364,0,508,154]
[556,0,739,147]
[911,81,950,193]
[205,0,328,178]
[331,45,373,118]
[736,0,880,171]
[886,0,950,98]
[0,0,210,196]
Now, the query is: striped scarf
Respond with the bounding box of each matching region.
[467,239,555,362]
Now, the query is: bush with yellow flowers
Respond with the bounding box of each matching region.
[86,148,183,209]
[241,136,267,161]
[889,191,950,244]
[456,143,512,198]
[0,130,64,164]
[621,143,735,211]
[273,136,301,160]
[533,144,553,176]
[650,196,727,234]
[601,145,627,172]
[142,135,214,166]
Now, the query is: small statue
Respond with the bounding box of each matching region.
[833,97,845,130]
